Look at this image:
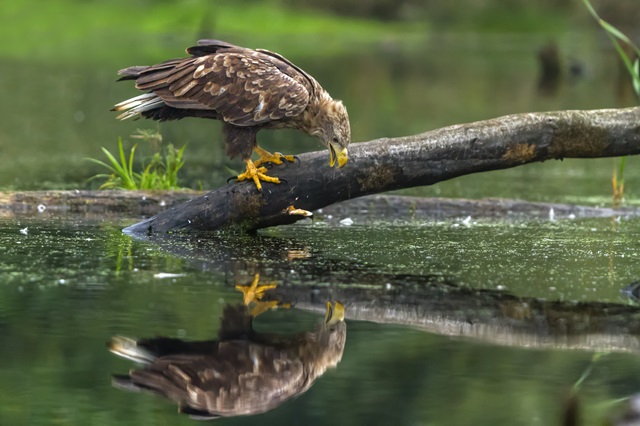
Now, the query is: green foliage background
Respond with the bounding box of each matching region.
[1,0,639,195]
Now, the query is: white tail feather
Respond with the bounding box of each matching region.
[108,336,157,364]
[113,93,164,120]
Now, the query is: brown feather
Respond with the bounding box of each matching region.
[109,303,346,418]
[113,39,350,162]
[118,44,312,125]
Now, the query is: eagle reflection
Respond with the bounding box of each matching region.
[108,284,346,419]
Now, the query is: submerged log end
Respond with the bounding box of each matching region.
[123,176,316,235]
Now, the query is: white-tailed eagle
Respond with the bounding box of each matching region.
[113,39,350,190]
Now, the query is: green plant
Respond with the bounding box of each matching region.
[583,0,640,98]
[612,156,626,208]
[87,130,186,190]
[583,0,640,207]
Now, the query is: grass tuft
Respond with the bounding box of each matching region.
[86,130,186,190]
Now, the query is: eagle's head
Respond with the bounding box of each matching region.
[311,98,350,168]
[303,300,347,379]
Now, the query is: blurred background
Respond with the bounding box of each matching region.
[1,0,639,203]
[4,3,640,425]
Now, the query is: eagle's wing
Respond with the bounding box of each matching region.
[185,39,235,56]
[126,46,312,126]
[124,340,307,417]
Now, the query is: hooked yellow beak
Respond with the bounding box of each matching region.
[329,143,348,168]
[324,301,345,325]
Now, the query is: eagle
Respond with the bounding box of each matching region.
[112,39,351,190]
[108,301,346,419]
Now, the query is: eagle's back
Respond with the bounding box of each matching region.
[113,40,317,127]
[118,340,307,418]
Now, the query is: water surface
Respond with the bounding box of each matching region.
[2,215,640,425]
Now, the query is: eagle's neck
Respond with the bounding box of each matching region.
[296,323,345,378]
[295,90,335,137]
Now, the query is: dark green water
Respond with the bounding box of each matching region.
[2,216,640,425]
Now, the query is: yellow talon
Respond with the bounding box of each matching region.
[234,274,290,317]
[253,146,296,167]
[235,273,278,305]
[236,159,281,191]
[235,146,296,191]
[250,301,279,317]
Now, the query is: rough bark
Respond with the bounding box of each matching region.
[109,108,640,232]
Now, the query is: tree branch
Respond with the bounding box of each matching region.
[124,107,640,234]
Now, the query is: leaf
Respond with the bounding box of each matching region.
[101,146,126,176]
[85,157,116,174]
[633,59,640,98]
[584,0,640,101]
[599,20,633,45]
[582,0,599,20]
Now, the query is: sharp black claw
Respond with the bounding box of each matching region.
[279,178,288,185]
[227,176,238,183]
[293,156,301,164]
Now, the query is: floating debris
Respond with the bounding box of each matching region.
[284,205,313,217]
[461,216,472,227]
[549,207,555,221]
[621,281,640,301]
[153,273,186,279]
[37,204,46,213]
[19,227,28,235]
[287,248,312,260]
[339,217,353,226]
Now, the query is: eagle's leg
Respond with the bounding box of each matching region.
[235,159,281,191]
[234,273,289,317]
[252,146,296,168]
[250,300,291,317]
[235,274,277,306]
[224,124,284,191]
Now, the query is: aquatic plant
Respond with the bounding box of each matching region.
[583,0,640,98]
[87,130,186,190]
[583,0,640,207]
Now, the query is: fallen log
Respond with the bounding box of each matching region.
[3,191,640,224]
[0,189,203,218]
[118,106,640,234]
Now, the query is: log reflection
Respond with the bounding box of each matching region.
[288,285,640,354]
[131,232,640,354]
[108,281,346,419]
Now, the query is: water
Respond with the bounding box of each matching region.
[2,215,640,425]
